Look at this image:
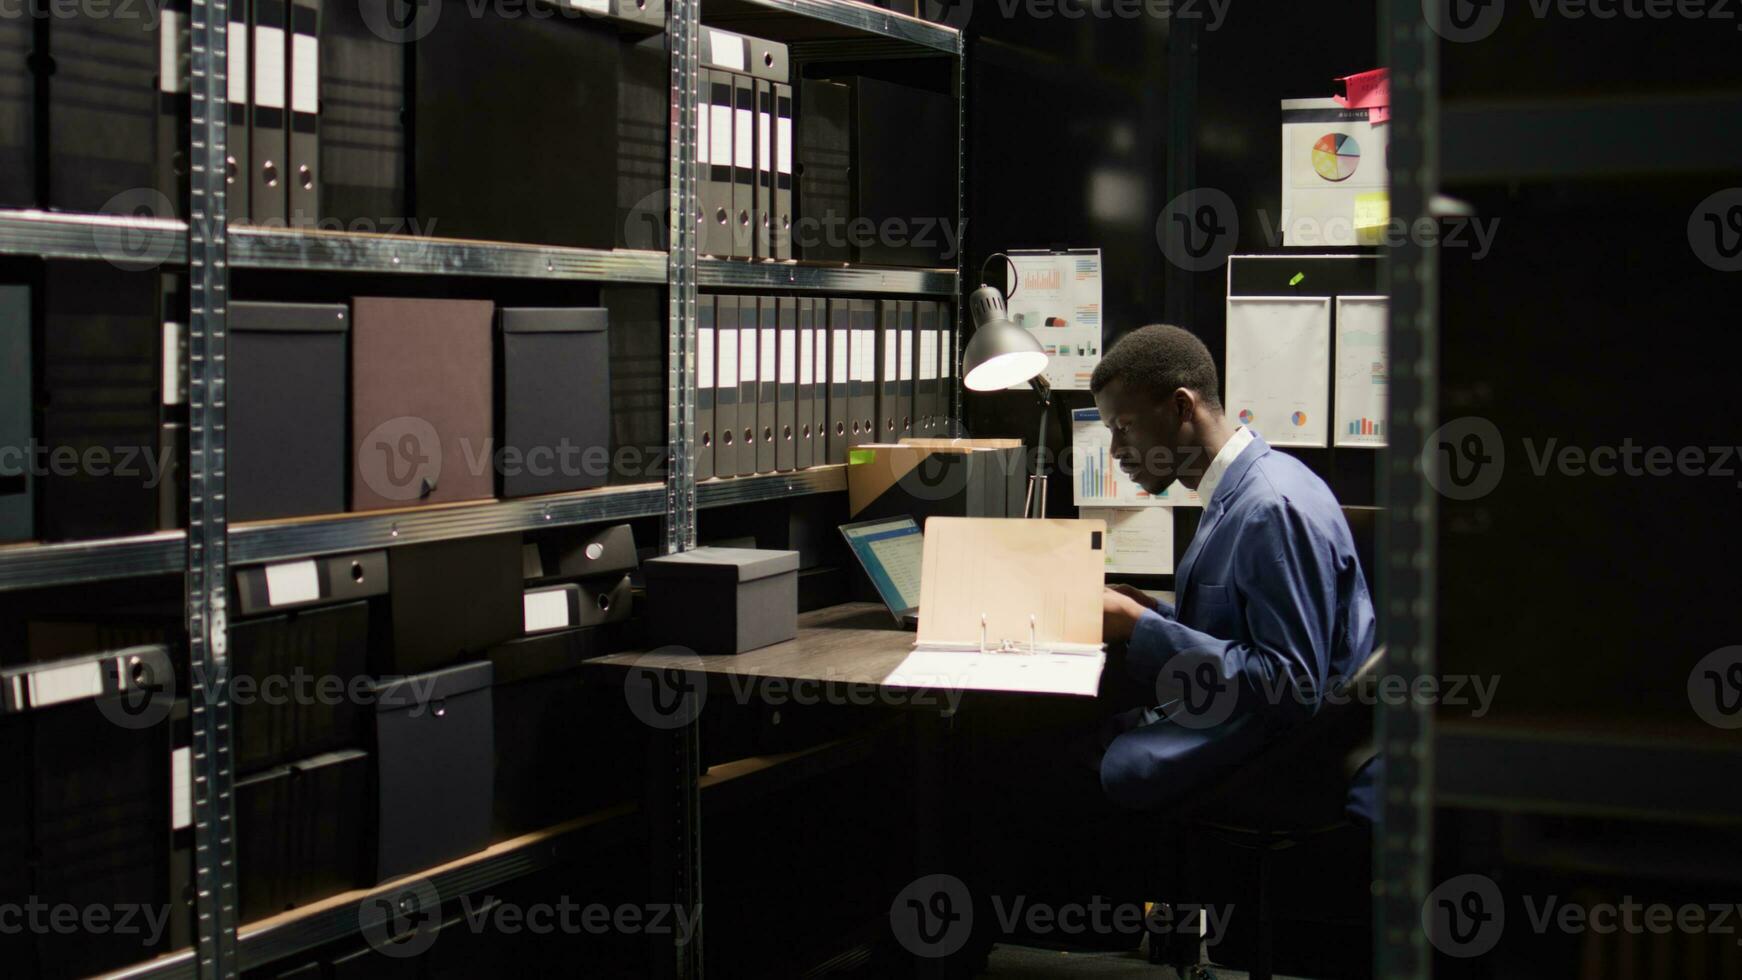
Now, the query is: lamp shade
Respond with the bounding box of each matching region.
[961,285,1048,391]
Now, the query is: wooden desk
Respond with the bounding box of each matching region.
[585,602,919,688]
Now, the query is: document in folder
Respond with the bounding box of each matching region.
[883,518,1107,697]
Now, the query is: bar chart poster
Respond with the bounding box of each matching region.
[1006,248,1102,391]
[1070,408,1200,507]
[1334,296,1388,447]
[1224,296,1331,448]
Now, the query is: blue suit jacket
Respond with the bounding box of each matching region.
[1100,433,1377,815]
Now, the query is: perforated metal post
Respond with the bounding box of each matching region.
[187,0,239,972]
[1378,3,1436,978]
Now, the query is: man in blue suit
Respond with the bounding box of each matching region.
[1092,324,1376,813]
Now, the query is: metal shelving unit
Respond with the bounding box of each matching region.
[230,226,669,282]
[696,258,957,294]
[2,0,961,975]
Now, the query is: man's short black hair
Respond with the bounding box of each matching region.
[1090,324,1222,412]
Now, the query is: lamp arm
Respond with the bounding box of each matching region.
[980,252,1021,303]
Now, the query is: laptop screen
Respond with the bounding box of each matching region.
[839,517,924,621]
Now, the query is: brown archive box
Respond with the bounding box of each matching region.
[351,297,495,510]
[846,438,1026,522]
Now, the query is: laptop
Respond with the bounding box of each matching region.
[839,516,924,629]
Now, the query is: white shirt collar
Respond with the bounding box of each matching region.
[1195,426,1255,504]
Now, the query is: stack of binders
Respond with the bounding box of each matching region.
[696,27,792,260]
[693,293,954,481]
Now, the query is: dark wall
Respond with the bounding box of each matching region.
[960,4,1382,528]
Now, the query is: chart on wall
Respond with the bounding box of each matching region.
[1334,296,1388,447]
[1224,296,1331,448]
[1006,249,1102,391]
[1069,408,1202,507]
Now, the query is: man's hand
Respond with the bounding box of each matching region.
[1103,587,1150,644]
[1107,583,1162,613]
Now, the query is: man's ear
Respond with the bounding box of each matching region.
[1171,386,1198,426]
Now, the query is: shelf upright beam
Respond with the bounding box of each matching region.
[661,0,704,978]
[187,0,240,972]
[1378,2,1436,978]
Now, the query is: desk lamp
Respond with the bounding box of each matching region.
[961,253,1052,519]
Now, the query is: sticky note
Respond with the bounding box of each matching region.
[1335,68,1390,112]
[1355,192,1391,245]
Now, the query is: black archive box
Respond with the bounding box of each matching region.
[0,675,173,978]
[372,661,494,881]
[229,302,350,522]
[796,79,851,263]
[643,547,799,655]
[235,748,369,921]
[230,600,371,775]
[39,264,163,540]
[381,535,522,675]
[414,0,619,248]
[833,75,955,267]
[498,308,612,498]
[232,550,390,617]
[523,522,639,582]
[486,625,633,837]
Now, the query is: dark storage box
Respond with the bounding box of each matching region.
[523,523,639,582]
[351,297,494,511]
[498,308,611,498]
[0,684,173,978]
[487,626,633,837]
[47,14,158,213]
[0,285,28,542]
[382,535,522,675]
[643,547,799,655]
[230,600,371,775]
[522,575,632,633]
[39,264,164,540]
[229,303,350,522]
[414,0,618,248]
[235,749,369,921]
[835,75,956,267]
[233,550,390,618]
[372,661,494,880]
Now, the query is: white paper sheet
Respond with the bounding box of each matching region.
[1334,296,1388,447]
[1280,98,1388,247]
[883,648,1105,697]
[1083,507,1175,575]
[1224,296,1331,448]
[1005,249,1103,391]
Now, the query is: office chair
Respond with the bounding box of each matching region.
[1148,644,1387,980]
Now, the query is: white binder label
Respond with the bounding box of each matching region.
[707,29,744,72]
[832,330,849,382]
[717,329,738,388]
[780,330,796,383]
[228,20,248,105]
[161,322,184,406]
[741,331,757,383]
[900,330,914,381]
[760,330,776,383]
[734,106,753,169]
[159,10,186,94]
[172,747,192,830]
[291,34,318,114]
[709,103,732,164]
[921,331,939,380]
[27,661,104,709]
[264,559,320,607]
[853,330,874,381]
[523,588,573,633]
[776,116,792,175]
[884,330,898,379]
[758,110,772,174]
[697,328,715,388]
[569,0,610,11]
[799,330,814,385]
[254,25,285,109]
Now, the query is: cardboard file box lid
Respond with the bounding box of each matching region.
[499,307,609,334]
[372,661,494,712]
[643,547,799,583]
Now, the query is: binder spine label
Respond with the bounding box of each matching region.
[698,328,715,388]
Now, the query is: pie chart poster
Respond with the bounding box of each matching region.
[1280,98,1388,247]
